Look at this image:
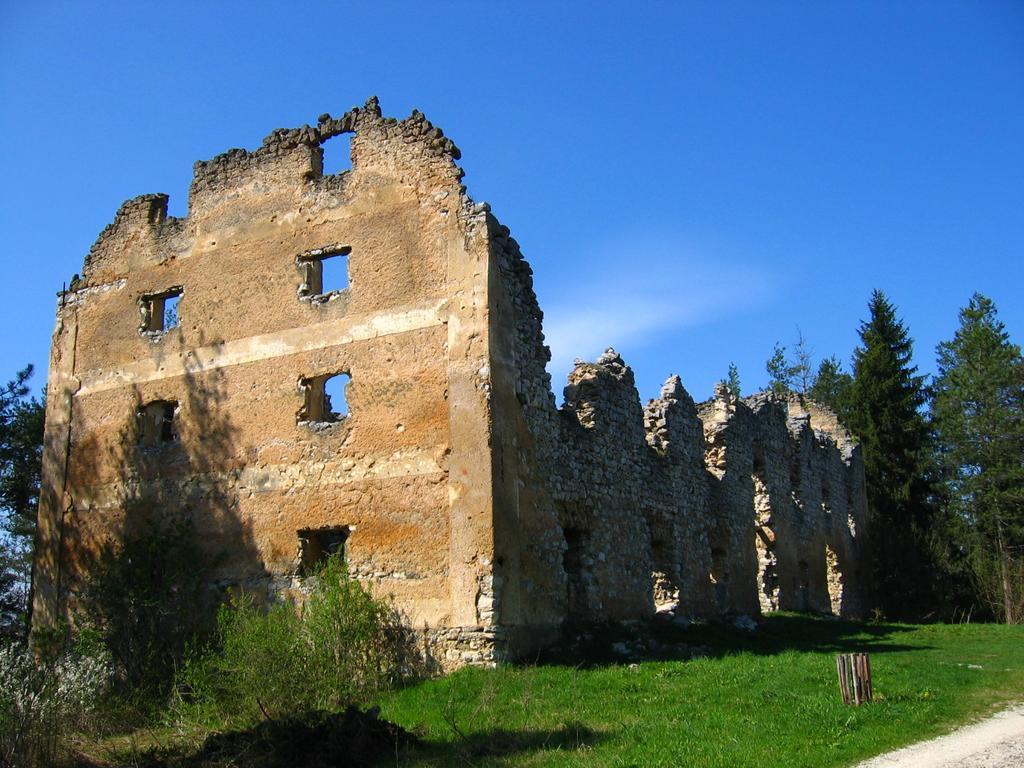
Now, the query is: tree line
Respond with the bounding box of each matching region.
[0,367,43,639]
[728,290,1023,623]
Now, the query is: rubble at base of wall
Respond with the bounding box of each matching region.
[423,624,572,669]
[425,626,508,669]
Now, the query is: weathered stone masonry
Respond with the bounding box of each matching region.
[33,98,868,666]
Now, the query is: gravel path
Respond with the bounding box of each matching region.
[855,704,1024,768]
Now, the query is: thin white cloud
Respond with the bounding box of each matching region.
[537,232,777,384]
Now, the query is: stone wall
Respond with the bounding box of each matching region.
[34,98,869,668]
[488,211,870,659]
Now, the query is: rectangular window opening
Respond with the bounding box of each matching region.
[323,373,350,419]
[321,132,353,176]
[297,246,350,299]
[141,287,183,333]
[163,293,180,330]
[299,372,350,425]
[138,400,178,447]
[710,545,730,610]
[709,547,729,585]
[562,527,589,619]
[320,252,349,293]
[562,528,585,577]
[298,526,350,576]
[752,442,766,475]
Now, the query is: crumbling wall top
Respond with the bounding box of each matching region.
[78,97,469,286]
[192,96,462,191]
[562,348,640,431]
[644,375,703,459]
[788,394,856,449]
[79,193,187,286]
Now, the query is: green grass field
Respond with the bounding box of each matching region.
[378,616,1024,767]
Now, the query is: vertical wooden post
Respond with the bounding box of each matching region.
[836,653,872,705]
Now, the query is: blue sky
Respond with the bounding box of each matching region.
[1,1,1021,404]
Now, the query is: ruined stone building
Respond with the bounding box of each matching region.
[33,98,868,664]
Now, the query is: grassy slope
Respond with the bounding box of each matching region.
[379,616,1024,767]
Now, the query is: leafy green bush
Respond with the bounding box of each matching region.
[175,556,422,730]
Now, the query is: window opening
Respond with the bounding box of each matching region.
[562,527,588,619]
[650,538,679,611]
[790,460,805,517]
[709,547,729,584]
[320,132,353,176]
[140,287,183,333]
[163,293,180,330]
[323,373,350,418]
[297,246,350,299]
[752,442,766,475]
[563,528,585,576]
[798,560,810,587]
[320,252,349,293]
[138,400,178,447]
[790,461,802,494]
[710,546,730,609]
[297,526,350,575]
[299,372,350,425]
[797,560,811,611]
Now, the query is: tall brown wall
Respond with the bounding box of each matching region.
[33,100,501,664]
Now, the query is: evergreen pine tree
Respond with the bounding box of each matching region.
[726,362,741,398]
[847,291,934,619]
[766,342,794,396]
[808,356,854,420]
[0,365,44,637]
[932,294,1024,623]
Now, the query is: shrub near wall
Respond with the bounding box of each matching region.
[0,639,111,768]
[82,519,211,703]
[174,556,422,731]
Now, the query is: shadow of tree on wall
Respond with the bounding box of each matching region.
[530,614,926,670]
[58,346,270,693]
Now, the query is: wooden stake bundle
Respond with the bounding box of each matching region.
[836,652,873,705]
